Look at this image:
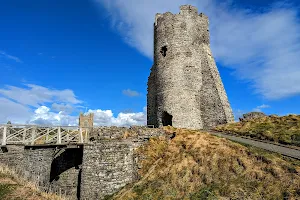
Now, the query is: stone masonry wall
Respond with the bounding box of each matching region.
[148,5,234,129]
[0,145,82,200]
[80,141,135,200]
[0,127,166,200]
[80,127,165,200]
[147,65,158,127]
[49,147,83,199]
[23,147,55,190]
[0,145,24,171]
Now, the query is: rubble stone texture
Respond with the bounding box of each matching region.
[239,112,267,121]
[147,5,234,129]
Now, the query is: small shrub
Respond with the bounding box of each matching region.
[0,184,15,199]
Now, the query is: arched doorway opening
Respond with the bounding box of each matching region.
[162,111,173,126]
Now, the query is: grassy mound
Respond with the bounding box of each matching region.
[215,114,300,146]
[0,166,63,200]
[109,127,300,200]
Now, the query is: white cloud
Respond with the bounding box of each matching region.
[28,107,146,127]
[51,103,74,114]
[0,84,82,107]
[253,104,270,112]
[122,89,141,97]
[29,106,79,126]
[0,51,22,63]
[89,108,146,127]
[0,84,146,127]
[96,0,300,100]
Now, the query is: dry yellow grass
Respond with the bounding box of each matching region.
[215,114,300,146]
[108,126,300,200]
[0,165,65,200]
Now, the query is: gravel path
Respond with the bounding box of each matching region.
[207,131,300,160]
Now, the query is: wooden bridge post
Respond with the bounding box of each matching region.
[85,129,88,143]
[57,127,61,144]
[46,128,50,143]
[22,128,27,144]
[31,126,36,145]
[2,125,7,146]
[79,128,83,143]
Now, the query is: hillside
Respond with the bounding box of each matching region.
[107,126,300,200]
[0,166,63,200]
[215,114,300,146]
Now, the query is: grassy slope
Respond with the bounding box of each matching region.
[0,166,63,200]
[215,114,300,146]
[109,127,300,200]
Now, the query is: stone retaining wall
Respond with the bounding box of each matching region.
[0,126,166,200]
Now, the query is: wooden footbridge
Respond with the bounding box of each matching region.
[0,124,92,146]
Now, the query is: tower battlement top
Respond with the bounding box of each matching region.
[155,5,208,26]
[179,5,198,15]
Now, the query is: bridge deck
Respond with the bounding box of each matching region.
[0,124,91,146]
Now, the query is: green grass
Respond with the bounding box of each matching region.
[0,184,16,199]
[0,165,63,200]
[110,127,300,200]
[215,114,300,146]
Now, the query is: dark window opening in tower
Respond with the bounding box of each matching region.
[160,46,168,57]
[162,111,173,126]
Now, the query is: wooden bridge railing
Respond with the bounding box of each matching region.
[0,124,92,146]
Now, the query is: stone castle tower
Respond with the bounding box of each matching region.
[147,5,234,129]
[79,113,94,129]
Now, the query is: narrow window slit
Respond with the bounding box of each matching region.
[160,46,168,57]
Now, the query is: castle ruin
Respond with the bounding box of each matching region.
[147,5,234,129]
[79,112,94,129]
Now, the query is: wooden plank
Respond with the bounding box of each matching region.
[2,126,7,146]
[79,128,83,143]
[23,128,27,144]
[85,129,88,143]
[57,127,61,144]
[46,128,49,143]
[31,127,36,145]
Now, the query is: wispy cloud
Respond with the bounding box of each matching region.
[96,0,300,100]
[253,104,270,112]
[0,84,82,107]
[51,103,74,114]
[0,97,31,124]
[0,51,22,63]
[122,89,141,97]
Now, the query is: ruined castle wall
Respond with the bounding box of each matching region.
[80,127,165,199]
[147,66,158,127]
[148,5,234,129]
[49,147,83,199]
[90,126,165,140]
[0,145,24,171]
[200,45,234,128]
[80,141,135,200]
[23,147,55,189]
[0,127,166,200]
[0,146,82,200]
[153,6,206,129]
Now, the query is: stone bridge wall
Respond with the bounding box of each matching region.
[0,127,166,200]
[80,141,135,199]
[0,145,24,169]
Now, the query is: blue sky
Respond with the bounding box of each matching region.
[0,0,300,126]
